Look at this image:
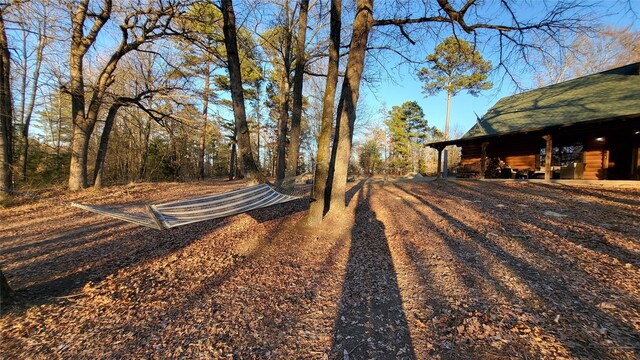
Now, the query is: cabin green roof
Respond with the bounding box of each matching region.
[461,62,640,139]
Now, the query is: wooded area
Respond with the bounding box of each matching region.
[0,0,637,204]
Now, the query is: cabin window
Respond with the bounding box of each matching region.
[540,143,583,167]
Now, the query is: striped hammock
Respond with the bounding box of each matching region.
[71,183,301,230]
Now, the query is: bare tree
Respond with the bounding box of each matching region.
[67,0,112,190]
[93,88,174,187]
[324,0,374,216]
[317,0,593,217]
[11,1,50,182]
[307,0,340,226]
[533,26,640,87]
[20,7,49,181]
[285,0,310,182]
[67,0,181,190]
[0,5,13,197]
[220,0,261,181]
[0,5,13,304]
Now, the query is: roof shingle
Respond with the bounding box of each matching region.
[462,62,640,139]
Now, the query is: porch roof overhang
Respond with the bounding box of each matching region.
[427,114,640,149]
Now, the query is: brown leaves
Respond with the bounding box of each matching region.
[1,180,639,358]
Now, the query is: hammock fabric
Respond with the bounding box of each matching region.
[71,183,301,230]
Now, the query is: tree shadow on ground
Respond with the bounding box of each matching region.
[448,181,640,266]
[345,178,367,206]
[331,182,416,359]
[394,182,640,359]
[1,197,306,314]
[247,197,309,223]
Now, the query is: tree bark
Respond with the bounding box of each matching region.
[275,77,290,185]
[221,0,261,182]
[229,142,236,180]
[436,146,443,178]
[0,268,11,306]
[93,103,122,188]
[138,117,151,181]
[307,0,341,226]
[0,12,12,300]
[254,81,261,167]
[445,90,451,140]
[275,3,293,186]
[0,10,13,198]
[286,0,310,183]
[480,142,488,179]
[68,0,112,190]
[325,0,374,216]
[199,61,211,180]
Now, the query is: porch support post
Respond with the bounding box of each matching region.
[480,142,489,179]
[435,145,444,179]
[543,135,552,181]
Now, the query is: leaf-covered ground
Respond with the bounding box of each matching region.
[1,178,639,359]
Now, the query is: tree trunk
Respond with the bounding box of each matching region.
[0,11,13,198]
[20,33,44,182]
[93,103,122,188]
[0,14,13,300]
[480,142,488,179]
[67,0,112,191]
[17,17,46,183]
[221,0,261,182]
[0,268,11,306]
[254,79,262,168]
[68,118,90,190]
[307,0,341,226]
[445,89,451,140]
[229,142,236,180]
[286,0,310,182]
[199,61,211,180]
[325,0,374,216]
[275,3,293,186]
[138,117,151,181]
[275,77,290,185]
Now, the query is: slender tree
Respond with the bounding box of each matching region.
[260,12,294,185]
[220,0,261,181]
[417,36,492,141]
[67,0,112,190]
[0,6,13,304]
[325,0,374,216]
[0,7,13,197]
[307,0,341,225]
[286,0,310,183]
[178,3,223,179]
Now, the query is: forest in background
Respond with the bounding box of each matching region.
[0,0,638,196]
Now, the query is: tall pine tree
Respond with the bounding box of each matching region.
[417,36,492,140]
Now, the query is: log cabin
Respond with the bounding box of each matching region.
[428,62,640,181]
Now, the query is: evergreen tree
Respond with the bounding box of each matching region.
[385,101,437,174]
[417,36,492,140]
[358,139,382,175]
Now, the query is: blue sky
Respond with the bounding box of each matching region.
[358,0,640,139]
